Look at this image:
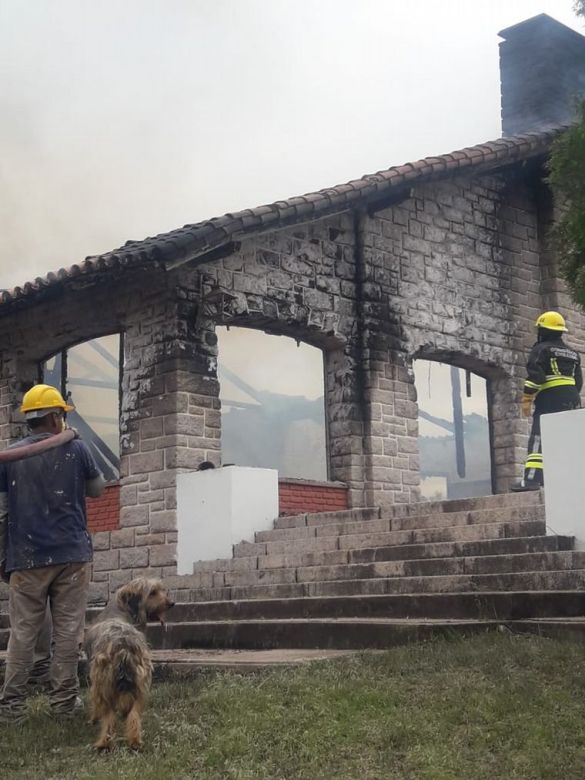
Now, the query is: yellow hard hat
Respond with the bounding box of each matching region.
[20,384,74,419]
[535,311,568,332]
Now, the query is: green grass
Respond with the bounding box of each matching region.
[2,632,585,779]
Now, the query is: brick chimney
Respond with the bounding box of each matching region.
[499,13,585,136]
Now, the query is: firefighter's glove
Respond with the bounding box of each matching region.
[521,394,533,418]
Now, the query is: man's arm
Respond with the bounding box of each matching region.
[86,474,106,498]
[523,344,547,398]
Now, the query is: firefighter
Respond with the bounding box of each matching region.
[512,311,582,492]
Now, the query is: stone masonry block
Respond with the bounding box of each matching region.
[135,533,166,546]
[149,470,177,490]
[120,547,150,569]
[91,532,111,551]
[149,544,177,567]
[130,450,164,475]
[120,484,138,506]
[165,448,204,470]
[93,549,120,572]
[151,393,188,416]
[141,417,164,439]
[149,511,177,533]
[164,414,204,436]
[120,504,150,527]
[110,528,135,549]
[109,569,134,592]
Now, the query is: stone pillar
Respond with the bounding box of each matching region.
[0,355,38,448]
[111,290,221,593]
[488,374,527,493]
[324,346,365,507]
[361,348,419,509]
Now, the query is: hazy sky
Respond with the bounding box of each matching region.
[1,0,582,291]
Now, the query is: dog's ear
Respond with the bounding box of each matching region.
[125,592,143,623]
[117,580,148,626]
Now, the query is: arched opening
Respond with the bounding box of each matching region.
[217,326,328,481]
[414,359,492,500]
[40,333,122,481]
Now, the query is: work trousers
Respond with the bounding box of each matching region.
[523,413,544,486]
[28,603,52,686]
[0,562,90,717]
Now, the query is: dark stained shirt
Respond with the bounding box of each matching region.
[0,434,100,573]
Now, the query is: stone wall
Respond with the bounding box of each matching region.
[0,159,584,598]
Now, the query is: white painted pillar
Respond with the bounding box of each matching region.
[540,408,585,549]
[176,466,279,574]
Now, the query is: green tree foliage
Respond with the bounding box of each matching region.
[576,1,585,19]
[548,104,585,308]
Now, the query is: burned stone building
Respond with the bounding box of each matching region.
[0,14,584,599]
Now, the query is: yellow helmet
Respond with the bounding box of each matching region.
[20,384,74,419]
[535,311,568,332]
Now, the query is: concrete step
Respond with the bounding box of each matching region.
[293,551,585,586]
[274,507,381,530]
[4,587,582,637]
[336,519,547,552]
[390,505,544,532]
[136,591,585,623]
[508,618,585,643]
[144,618,501,651]
[208,550,585,589]
[0,649,359,678]
[381,490,543,519]
[0,617,499,653]
[350,534,573,565]
[195,534,571,575]
[254,506,544,544]
[3,588,581,633]
[232,519,548,559]
[272,491,543,532]
[165,568,585,604]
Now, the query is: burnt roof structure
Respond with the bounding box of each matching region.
[0,127,562,311]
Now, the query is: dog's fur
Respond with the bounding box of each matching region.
[84,577,174,750]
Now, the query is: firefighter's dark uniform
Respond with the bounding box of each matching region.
[521,335,582,486]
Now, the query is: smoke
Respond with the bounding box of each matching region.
[0,0,579,289]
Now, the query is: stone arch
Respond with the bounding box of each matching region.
[216,325,329,481]
[411,346,520,495]
[193,303,365,502]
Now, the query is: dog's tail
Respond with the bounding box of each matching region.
[115,649,137,693]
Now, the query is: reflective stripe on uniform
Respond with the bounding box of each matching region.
[539,377,576,390]
[524,376,576,394]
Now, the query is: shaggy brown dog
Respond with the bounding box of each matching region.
[84,578,174,750]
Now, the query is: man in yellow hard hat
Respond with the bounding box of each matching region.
[512,312,582,491]
[0,384,105,722]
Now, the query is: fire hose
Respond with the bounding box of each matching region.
[0,428,77,463]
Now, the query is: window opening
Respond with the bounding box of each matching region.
[217,327,327,481]
[41,334,122,481]
[414,360,491,500]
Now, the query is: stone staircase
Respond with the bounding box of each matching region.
[168,490,585,602]
[143,490,585,653]
[2,490,585,673]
